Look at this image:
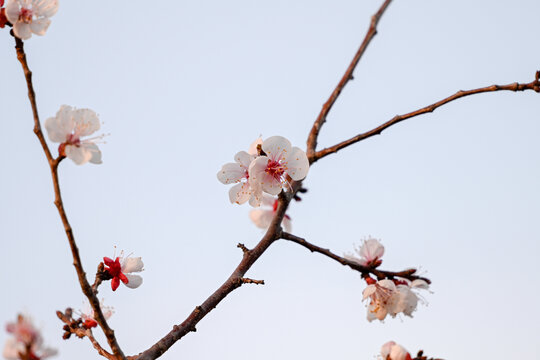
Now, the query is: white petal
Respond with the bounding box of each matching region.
[122,256,144,273]
[234,151,253,168]
[284,147,309,181]
[44,105,75,142]
[13,21,32,40]
[394,286,418,316]
[390,344,411,360]
[262,136,291,161]
[33,0,59,18]
[65,145,92,165]
[5,0,20,24]
[2,338,23,360]
[217,163,245,184]
[30,17,50,35]
[248,183,263,207]
[73,108,100,137]
[38,347,58,359]
[380,341,396,360]
[229,182,251,205]
[411,279,429,290]
[362,284,376,300]
[249,209,274,229]
[124,274,143,289]
[77,143,102,164]
[360,238,385,262]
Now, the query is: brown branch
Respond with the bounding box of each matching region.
[14,37,125,360]
[57,309,115,360]
[313,72,540,162]
[133,187,299,360]
[306,0,393,161]
[281,232,430,284]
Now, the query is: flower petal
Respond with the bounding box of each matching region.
[249,209,274,229]
[248,136,263,155]
[30,17,50,35]
[217,163,245,184]
[65,145,92,165]
[285,146,309,181]
[234,151,253,168]
[82,143,102,164]
[122,256,144,273]
[33,0,59,18]
[5,0,20,24]
[124,274,143,289]
[73,108,100,137]
[45,105,75,143]
[262,136,291,161]
[229,182,251,205]
[13,21,32,40]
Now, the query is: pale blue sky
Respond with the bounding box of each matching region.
[1,1,539,359]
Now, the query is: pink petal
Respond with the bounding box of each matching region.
[228,182,251,205]
[262,136,291,161]
[249,209,274,229]
[217,163,245,184]
[284,146,309,181]
[5,0,20,24]
[13,21,32,40]
[30,17,50,36]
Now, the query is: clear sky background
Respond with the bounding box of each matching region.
[1,1,539,359]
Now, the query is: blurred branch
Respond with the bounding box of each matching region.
[313,72,540,162]
[281,232,430,284]
[306,0,393,161]
[57,309,115,360]
[14,37,125,360]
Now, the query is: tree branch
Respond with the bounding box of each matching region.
[313,72,540,162]
[281,232,430,284]
[14,36,125,360]
[306,0,392,161]
[133,187,299,360]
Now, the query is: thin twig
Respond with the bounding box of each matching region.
[281,232,430,283]
[134,185,300,360]
[14,37,125,360]
[241,278,265,285]
[313,73,540,162]
[306,0,393,161]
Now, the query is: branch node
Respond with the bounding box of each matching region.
[237,243,250,254]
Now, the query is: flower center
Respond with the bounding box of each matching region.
[19,8,33,24]
[106,257,123,278]
[66,133,81,146]
[265,159,285,180]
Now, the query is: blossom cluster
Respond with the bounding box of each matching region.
[3,315,57,360]
[345,238,429,321]
[217,136,309,206]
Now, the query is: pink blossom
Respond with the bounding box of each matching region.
[5,0,58,40]
[45,105,104,165]
[249,194,291,232]
[3,314,57,360]
[248,136,309,195]
[380,341,412,360]
[344,237,384,267]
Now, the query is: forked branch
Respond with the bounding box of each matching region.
[281,232,430,284]
[306,0,393,160]
[312,72,540,162]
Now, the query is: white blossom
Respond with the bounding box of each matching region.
[44,105,104,165]
[79,299,114,329]
[344,237,384,267]
[6,0,58,40]
[248,136,309,195]
[217,150,262,207]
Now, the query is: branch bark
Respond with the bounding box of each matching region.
[133,188,298,360]
[306,0,393,161]
[281,232,430,284]
[14,36,125,360]
[312,72,540,162]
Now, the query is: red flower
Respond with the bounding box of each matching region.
[103,257,128,291]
